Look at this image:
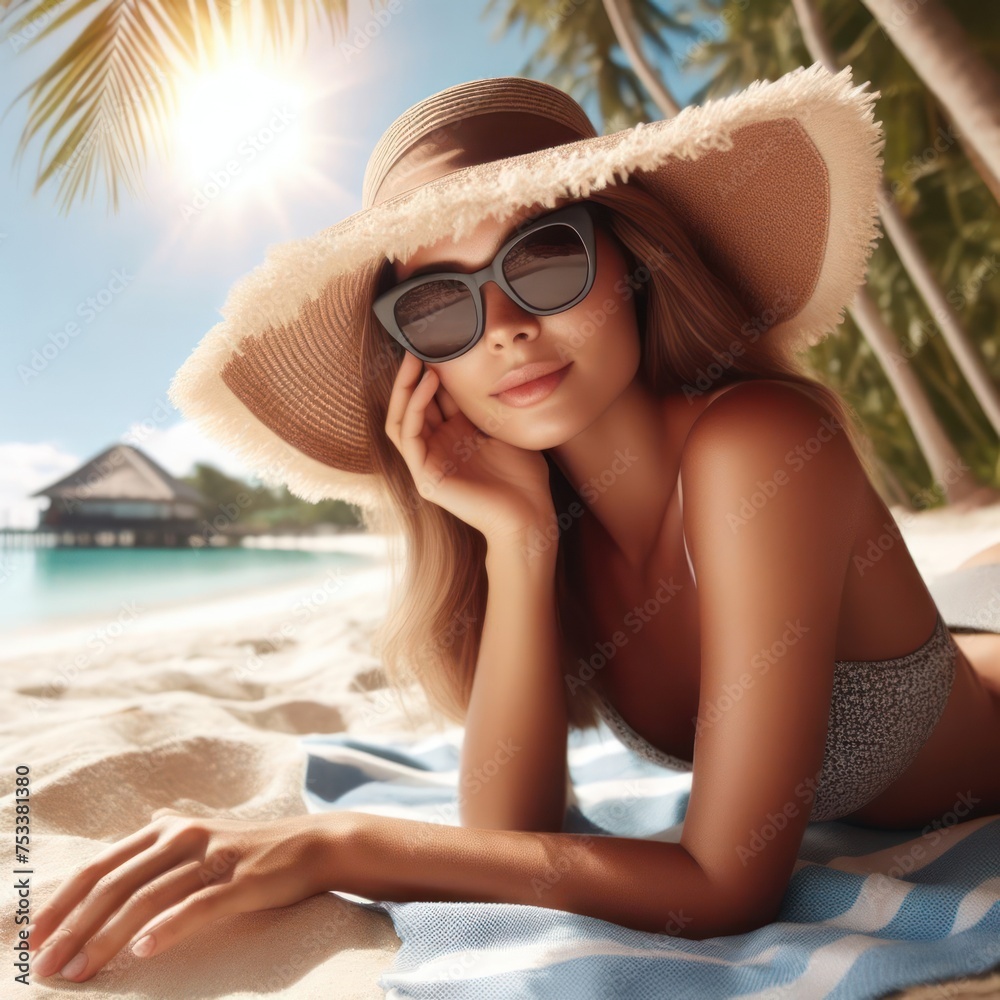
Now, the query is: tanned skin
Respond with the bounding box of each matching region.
[26,201,1000,982]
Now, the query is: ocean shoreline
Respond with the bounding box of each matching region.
[0,533,396,661]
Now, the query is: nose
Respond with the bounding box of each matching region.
[479,279,541,349]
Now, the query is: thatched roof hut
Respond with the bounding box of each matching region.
[31,444,209,547]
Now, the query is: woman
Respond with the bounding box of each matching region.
[27,66,1000,982]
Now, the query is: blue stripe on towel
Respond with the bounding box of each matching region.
[299,721,1000,999]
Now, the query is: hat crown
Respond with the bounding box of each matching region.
[362,76,597,208]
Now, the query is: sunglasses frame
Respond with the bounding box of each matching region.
[372,201,598,363]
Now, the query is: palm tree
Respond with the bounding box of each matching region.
[599,0,986,506]
[672,0,1000,508]
[0,0,360,214]
[857,0,1000,205]
[790,0,999,501]
[482,0,693,130]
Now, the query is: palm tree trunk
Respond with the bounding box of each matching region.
[850,290,980,504]
[600,0,680,116]
[857,0,1000,203]
[790,0,993,502]
[600,0,984,504]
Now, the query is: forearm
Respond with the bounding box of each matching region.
[317,810,751,939]
[459,538,568,831]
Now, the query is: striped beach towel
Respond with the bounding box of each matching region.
[299,721,1000,999]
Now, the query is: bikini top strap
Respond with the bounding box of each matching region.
[676,382,749,589]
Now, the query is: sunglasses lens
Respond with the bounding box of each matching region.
[394,279,477,359]
[387,215,592,360]
[503,223,590,310]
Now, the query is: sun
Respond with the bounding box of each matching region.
[144,34,363,266]
[171,56,307,193]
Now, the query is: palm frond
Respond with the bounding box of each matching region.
[0,0,360,214]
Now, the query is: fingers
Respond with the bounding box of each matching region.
[384,353,435,479]
[385,354,453,440]
[383,351,418,444]
[124,881,238,965]
[29,822,163,952]
[399,367,440,443]
[34,861,204,982]
[30,823,189,981]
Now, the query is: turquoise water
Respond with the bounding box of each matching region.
[0,546,377,631]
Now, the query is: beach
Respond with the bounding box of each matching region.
[2,506,1000,998]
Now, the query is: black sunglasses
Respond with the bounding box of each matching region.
[372,202,598,363]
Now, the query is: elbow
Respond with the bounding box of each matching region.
[663,863,784,940]
[694,888,784,940]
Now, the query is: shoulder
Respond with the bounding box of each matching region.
[680,378,865,499]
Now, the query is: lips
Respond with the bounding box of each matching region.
[491,363,572,407]
[491,360,571,395]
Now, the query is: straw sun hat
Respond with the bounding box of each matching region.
[167,61,885,516]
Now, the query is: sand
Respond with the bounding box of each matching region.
[2,504,999,998]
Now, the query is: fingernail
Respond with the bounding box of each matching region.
[33,948,59,978]
[59,953,86,979]
[132,934,155,957]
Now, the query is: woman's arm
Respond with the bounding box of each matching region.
[674,381,868,917]
[318,808,742,938]
[458,533,568,832]
[25,806,740,986]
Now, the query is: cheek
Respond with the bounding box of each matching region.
[432,365,479,407]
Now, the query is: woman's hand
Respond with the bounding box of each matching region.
[27,809,331,982]
[385,351,557,543]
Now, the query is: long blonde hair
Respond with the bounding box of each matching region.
[354,181,879,733]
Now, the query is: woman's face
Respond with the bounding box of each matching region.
[388,201,644,451]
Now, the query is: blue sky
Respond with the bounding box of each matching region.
[0,0,710,526]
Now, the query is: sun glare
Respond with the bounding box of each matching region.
[172,58,306,193]
[144,32,368,271]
